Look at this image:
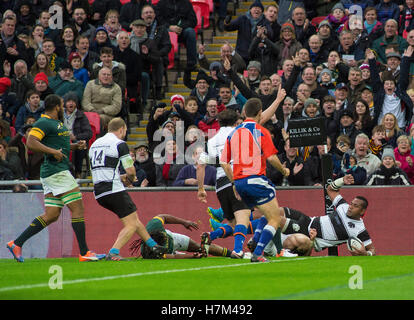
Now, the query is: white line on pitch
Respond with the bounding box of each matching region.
[0,257,329,293]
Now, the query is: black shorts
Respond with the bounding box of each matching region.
[97,191,137,219]
[283,207,312,237]
[217,186,250,221]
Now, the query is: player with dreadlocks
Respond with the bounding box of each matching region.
[130,214,233,259]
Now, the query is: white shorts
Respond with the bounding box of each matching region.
[166,230,190,253]
[41,170,79,196]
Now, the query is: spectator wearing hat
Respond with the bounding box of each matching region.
[244,60,262,92]
[334,82,350,116]
[188,71,217,116]
[90,46,126,94]
[208,61,231,90]
[155,0,198,70]
[82,67,122,131]
[385,51,401,81]
[33,71,54,101]
[14,90,44,133]
[133,142,156,187]
[317,20,339,54]
[367,47,413,131]
[247,21,280,77]
[49,60,84,100]
[359,63,372,87]
[366,146,410,185]
[130,19,161,106]
[224,0,271,63]
[69,51,89,86]
[71,7,96,44]
[63,91,92,178]
[0,77,18,124]
[336,108,361,148]
[290,6,317,46]
[326,2,348,34]
[113,30,143,114]
[198,42,246,75]
[0,15,30,77]
[318,68,335,95]
[90,26,115,55]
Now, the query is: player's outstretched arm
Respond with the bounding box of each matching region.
[327,174,354,201]
[157,214,199,231]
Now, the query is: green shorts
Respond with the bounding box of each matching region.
[41,170,79,196]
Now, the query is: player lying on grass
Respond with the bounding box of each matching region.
[203,211,311,257]
[262,230,317,257]
[252,174,376,256]
[129,214,232,259]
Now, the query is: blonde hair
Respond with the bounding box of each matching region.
[381,113,400,137]
[108,117,126,132]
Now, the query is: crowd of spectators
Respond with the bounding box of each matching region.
[1,0,414,190]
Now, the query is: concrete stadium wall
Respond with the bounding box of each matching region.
[1,187,413,259]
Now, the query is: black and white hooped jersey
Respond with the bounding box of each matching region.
[199,126,235,192]
[310,195,372,251]
[89,132,132,199]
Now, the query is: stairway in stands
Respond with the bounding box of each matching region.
[126,1,273,148]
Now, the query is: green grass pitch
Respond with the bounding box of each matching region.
[1,255,413,300]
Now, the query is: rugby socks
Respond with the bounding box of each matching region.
[109,248,120,255]
[210,224,233,241]
[272,228,283,254]
[71,218,89,256]
[233,224,247,253]
[221,248,232,257]
[252,216,267,244]
[145,238,157,248]
[247,219,260,234]
[253,225,276,256]
[14,216,47,247]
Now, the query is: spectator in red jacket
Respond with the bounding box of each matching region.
[197,98,225,140]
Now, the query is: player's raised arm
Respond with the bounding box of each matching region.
[327,174,354,201]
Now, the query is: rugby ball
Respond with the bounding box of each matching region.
[346,237,364,252]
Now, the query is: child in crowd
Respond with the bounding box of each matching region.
[69,52,89,87]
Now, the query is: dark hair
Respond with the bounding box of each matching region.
[356,196,369,209]
[25,89,39,100]
[244,98,262,117]
[218,108,238,127]
[44,94,62,111]
[100,47,113,56]
[130,230,168,259]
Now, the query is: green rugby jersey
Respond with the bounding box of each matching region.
[29,114,71,178]
[145,216,174,254]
